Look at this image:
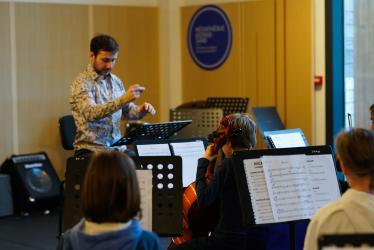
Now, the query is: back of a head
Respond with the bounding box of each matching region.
[225,113,257,149]
[82,151,140,223]
[336,128,374,188]
[90,34,119,56]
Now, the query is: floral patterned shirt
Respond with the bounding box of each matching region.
[70,64,143,152]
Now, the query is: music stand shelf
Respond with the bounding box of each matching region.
[111,120,192,146]
[206,97,249,116]
[169,108,223,139]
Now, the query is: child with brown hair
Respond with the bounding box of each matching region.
[57,151,162,250]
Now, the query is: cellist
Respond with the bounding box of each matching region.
[174,113,260,250]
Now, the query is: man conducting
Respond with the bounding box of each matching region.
[70,34,156,156]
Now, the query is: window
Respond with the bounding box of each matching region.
[344,0,374,129]
[326,0,374,145]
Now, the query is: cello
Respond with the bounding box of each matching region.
[171,116,233,246]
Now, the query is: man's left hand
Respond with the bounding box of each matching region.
[137,102,156,115]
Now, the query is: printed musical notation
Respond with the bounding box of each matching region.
[137,143,171,156]
[170,140,205,187]
[244,159,274,224]
[243,154,341,224]
[136,170,153,230]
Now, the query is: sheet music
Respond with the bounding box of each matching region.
[170,140,205,187]
[260,154,341,223]
[136,143,171,156]
[268,132,306,148]
[261,155,315,222]
[242,152,341,224]
[305,154,341,212]
[136,170,153,230]
[243,159,274,224]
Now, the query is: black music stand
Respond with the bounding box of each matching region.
[134,138,207,187]
[232,146,341,250]
[62,155,182,236]
[133,156,182,236]
[111,120,192,146]
[263,128,309,149]
[252,106,285,137]
[319,234,374,249]
[206,97,249,116]
[169,108,223,139]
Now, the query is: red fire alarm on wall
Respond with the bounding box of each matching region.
[314,75,323,88]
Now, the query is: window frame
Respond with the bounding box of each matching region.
[325,0,345,146]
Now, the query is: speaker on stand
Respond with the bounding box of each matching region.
[1,152,61,215]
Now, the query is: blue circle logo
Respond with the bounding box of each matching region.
[188,5,232,70]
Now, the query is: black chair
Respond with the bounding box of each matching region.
[57,115,78,238]
[58,115,76,150]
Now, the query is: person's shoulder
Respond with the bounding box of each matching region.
[311,198,346,226]
[136,230,162,250]
[57,230,73,250]
[139,230,160,242]
[72,66,96,84]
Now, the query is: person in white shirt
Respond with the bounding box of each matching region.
[303,128,374,250]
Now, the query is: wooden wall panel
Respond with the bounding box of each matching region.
[285,0,313,142]
[181,0,314,143]
[275,0,285,120]
[181,3,243,103]
[93,6,160,123]
[241,0,276,107]
[240,0,276,149]
[0,3,14,163]
[15,3,89,178]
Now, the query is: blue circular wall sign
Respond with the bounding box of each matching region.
[188,5,232,70]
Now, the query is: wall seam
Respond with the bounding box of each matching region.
[10,2,19,154]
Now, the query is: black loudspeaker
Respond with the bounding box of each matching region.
[0,152,60,214]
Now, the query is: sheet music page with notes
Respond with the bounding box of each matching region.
[136,143,171,156]
[261,155,315,222]
[243,159,274,224]
[243,154,341,224]
[268,132,306,148]
[136,170,153,230]
[304,154,341,210]
[170,140,205,187]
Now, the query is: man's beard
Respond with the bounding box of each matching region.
[93,63,110,76]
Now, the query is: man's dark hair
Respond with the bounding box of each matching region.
[82,151,141,223]
[90,34,119,56]
[370,104,374,114]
